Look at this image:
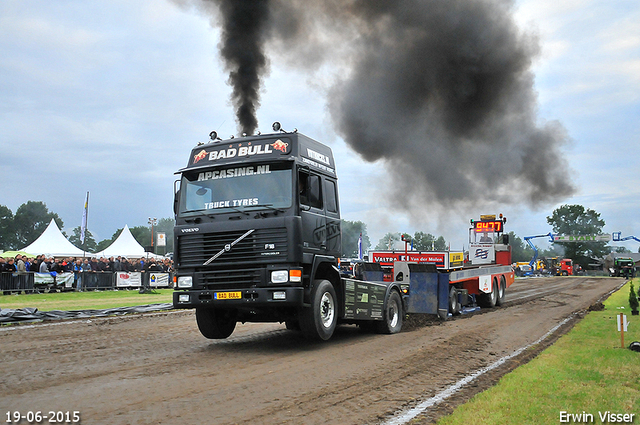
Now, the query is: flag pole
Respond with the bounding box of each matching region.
[81,191,89,260]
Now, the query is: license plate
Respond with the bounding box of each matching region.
[214,291,242,300]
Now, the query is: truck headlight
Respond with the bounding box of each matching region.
[178,294,190,303]
[177,276,193,288]
[271,270,289,283]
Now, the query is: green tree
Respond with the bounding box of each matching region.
[615,246,631,254]
[412,232,447,251]
[13,201,63,248]
[340,220,370,258]
[413,232,436,250]
[546,204,609,269]
[433,236,447,251]
[508,231,535,263]
[130,226,151,249]
[0,205,16,250]
[68,226,98,253]
[375,232,401,250]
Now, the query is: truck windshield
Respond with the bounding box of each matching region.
[178,163,292,216]
[469,229,500,244]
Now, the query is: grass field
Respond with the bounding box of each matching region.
[436,279,640,424]
[0,289,173,311]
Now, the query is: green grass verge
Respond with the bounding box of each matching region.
[436,279,640,424]
[0,289,173,311]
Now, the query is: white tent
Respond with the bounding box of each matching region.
[21,219,86,257]
[95,225,160,259]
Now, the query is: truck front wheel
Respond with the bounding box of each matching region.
[300,279,337,341]
[195,307,237,339]
[376,290,403,334]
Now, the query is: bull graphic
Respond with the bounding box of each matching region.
[271,139,288,152]
[193,149,208,164]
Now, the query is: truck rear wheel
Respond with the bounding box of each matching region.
[477,277,498,308]
[195,307,237,339]
[376,290,403,334]
[299,279,337,341]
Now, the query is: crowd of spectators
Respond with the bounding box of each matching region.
[0,254,173,274]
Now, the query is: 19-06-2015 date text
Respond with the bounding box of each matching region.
[5,411,80,423]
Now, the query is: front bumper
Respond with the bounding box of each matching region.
[173,287,305,309]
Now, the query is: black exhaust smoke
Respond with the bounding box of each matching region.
[181,0,576,213]
[210,0,270,135]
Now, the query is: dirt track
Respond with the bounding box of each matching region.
[0,276,624,425]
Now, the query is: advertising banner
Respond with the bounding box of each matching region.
[116,272,142,288]
[369,251,465,269]
[149,273,170,288]
[469,244,495,265]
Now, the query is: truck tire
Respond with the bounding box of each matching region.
[449,286,461,315]
[376,290,403,334]
[496,276,506,306]
[195,307,237,339]
[299,279,337,341]
[562,270,568,276]
[477,277,498,308]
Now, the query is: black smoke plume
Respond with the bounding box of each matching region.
[209,0,271,135]
[183,0,576,213]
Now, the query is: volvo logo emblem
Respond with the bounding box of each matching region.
[203,229,255,266]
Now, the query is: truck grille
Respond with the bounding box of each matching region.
[195,267,264,290]
[178,227,288,268]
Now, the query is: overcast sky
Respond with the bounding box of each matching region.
[1,0,638,251]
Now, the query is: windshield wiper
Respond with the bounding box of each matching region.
[250,203,286,214]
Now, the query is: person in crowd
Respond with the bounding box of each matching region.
[16,255,26,273]
[23,256,32,272]
[121,257,130,272]
[147,259,163,272]
[39,257,50,273]
[5,258,17,273]
[132,259,142,272]
[30,255,41,273]
[73,259,84,291]
[81,259,91,272]
[50,258,63,274]
[63,257,75,272]
[90,257,99,272]
[162,258,173,273]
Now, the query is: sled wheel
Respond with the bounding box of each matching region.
[449,286,461,315]
[496,275,506,306]
[478,277,498,308]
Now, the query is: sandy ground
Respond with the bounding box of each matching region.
[0,276,624,425]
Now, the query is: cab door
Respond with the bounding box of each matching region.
[299,169,326,253]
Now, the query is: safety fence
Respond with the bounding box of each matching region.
[0,271,174,294]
